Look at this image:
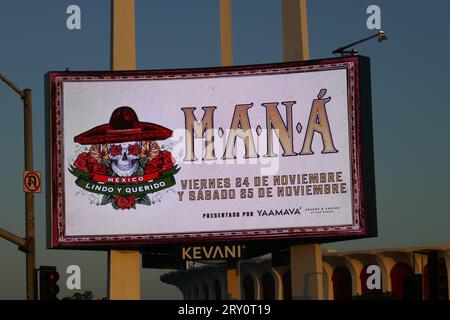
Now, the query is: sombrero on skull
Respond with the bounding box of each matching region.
[74,106,172,145]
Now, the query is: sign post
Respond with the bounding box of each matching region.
[0,74,36,300]
[23,87,37,301]
[282,0,324,300]
[108,0,141,300]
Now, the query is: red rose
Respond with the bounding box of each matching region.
[114,195,135,210]
[159,150,175,171]
[143,150,174,175]
[144,157,162,174]
[128,144,141,156]
[73,152,91,172]
[144,161,160,175]
[91,162,109,175]
[109,145,122,156]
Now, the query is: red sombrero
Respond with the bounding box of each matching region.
[74,106,172,145]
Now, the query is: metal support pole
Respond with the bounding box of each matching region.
[0,73,36,300]
[282,0,324,300]
[220,0,233,67]
[0,227,26,249]
[282,0,309,61]
[23,88,36,300]
[108,0,141,300]
[112,0,136,70]
[290,244,323,300]
[220,0,241,300]
[226,261,241,300]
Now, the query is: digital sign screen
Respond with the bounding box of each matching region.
[48,56,376,248]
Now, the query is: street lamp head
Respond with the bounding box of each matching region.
[378,30,387,42]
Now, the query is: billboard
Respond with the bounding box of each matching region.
[47,56,376,248]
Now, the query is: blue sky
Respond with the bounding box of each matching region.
[0,0,449,299]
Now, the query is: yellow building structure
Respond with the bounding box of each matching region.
[161,245,450,300]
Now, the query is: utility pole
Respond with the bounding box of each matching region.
[0,73,36,300]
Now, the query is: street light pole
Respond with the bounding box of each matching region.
[332,30,387,56]
[0,73,36,300]
[23,88,36,300]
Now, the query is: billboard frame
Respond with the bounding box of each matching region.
[46,55,377,249]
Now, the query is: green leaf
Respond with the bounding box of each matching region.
[135,166,144,176]
[68,166,90,179]
[101,194,114,205]
[137,195,152,206]
[111,201,119,210]
[139,157,148,168]
[160,165,180,177]
[101,159,114,176]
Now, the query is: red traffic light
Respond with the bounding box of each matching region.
[39,266,60,300]
[48,272,60,282]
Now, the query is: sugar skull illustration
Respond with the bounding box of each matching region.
[107,142,142,177]
[69,106,179,210]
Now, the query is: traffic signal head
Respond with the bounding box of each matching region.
[39,266,60,300]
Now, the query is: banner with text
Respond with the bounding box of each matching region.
[48,56,376,248]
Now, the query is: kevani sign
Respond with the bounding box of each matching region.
[180,245,244,261]
[47,56,376,248]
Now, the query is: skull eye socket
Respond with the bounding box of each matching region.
[109,145,122,156]
[128,145,141,156]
